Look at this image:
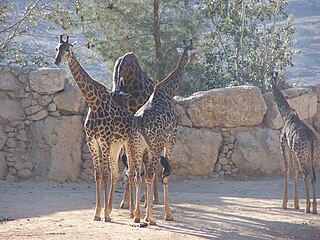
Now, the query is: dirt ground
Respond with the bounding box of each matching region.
[0,177,319,240]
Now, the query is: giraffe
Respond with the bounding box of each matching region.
[126,40,194,224]
[271,71,318,214]
[53,35,133,222]
[112,52,169,208]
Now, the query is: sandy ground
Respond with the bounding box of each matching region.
[0,177,319,240]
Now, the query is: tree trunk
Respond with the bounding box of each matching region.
[153,0,163,81]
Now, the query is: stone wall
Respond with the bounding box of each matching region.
[0,64,319,182]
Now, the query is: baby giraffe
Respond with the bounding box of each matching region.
[54,35,133,222]
[126,40,194,224]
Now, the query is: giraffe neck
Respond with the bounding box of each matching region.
[271,82,293,122]
[66,52,110,108]
[153,48,189,99]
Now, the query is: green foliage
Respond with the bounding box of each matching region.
[202,0,299,93]
[54,0,205,84]
[0,0,51,66]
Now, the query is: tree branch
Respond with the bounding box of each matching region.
[0,0,41,50]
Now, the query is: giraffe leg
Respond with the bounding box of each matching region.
[105,145,121,222]
[293,157,300,210]
[125,146,135,219]
[127,140,143,223]
[153,170,159,205]
[144,173,155,225]
[102,168,111,222]
[128,173,134,218]
[280,140,290,210]
[304,174,311,213]
[162,142,174,221]
[120,181,130,209]
[134,169,142,223]
[163,176,173,221]
[120,151,130,209]
[312,170,317,214]
[144,158,157,225]
[87,137,102,221]
[311,144,318,214]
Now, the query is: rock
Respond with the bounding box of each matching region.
[0,153,6,180]
[82,153,92,160]
[263,93,284,130]
[264,88,317,130]
[24,105,43,115]
[6,138,16,148]
[174,104,186,116]
[15,129,28,142]
[222,164,232,171]
[231,127,284,176]
[288,90,317,120]
[37,95,52,106]
[80,168,94,182]
[47,103,57,112]
[20,95,33,109]
[28,68,67,95]
[0,67,21,91]
[82,144,90,153]
[179,86,267,128]
[14,159,33,171]
[53,82,86,115]
[82,159,93,169]
[17,168,32,179]
[218,157,229,165]
[28,116,84,181]
[313,113,320,132]
[0,97,25,124]
[171,126,222,176]
[215,163,222,172]
[27,109,49,121]
[8,167,17,175]
[32,92,40,99]
[0,126,6,150]
[221,146,229,153]
[178,115,193,127]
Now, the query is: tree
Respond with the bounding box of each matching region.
[0,0,52,65]
[202,0,299,92]
[61,0,206,83]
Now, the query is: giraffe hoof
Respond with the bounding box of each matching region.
[134,217,140,223]
[130,213,134,218]
[103,217,111,222]
[164,215,174,221]
[120,201,129,209]
[93,216,101,221]
[148,220,156,225]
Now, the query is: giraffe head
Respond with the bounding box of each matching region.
[53,35,74,66]
[179,39,198,65]
[271,71,279,86]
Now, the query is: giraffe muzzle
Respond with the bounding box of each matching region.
[53,57,61,66]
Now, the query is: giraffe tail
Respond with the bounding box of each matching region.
[311,140,317,184]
